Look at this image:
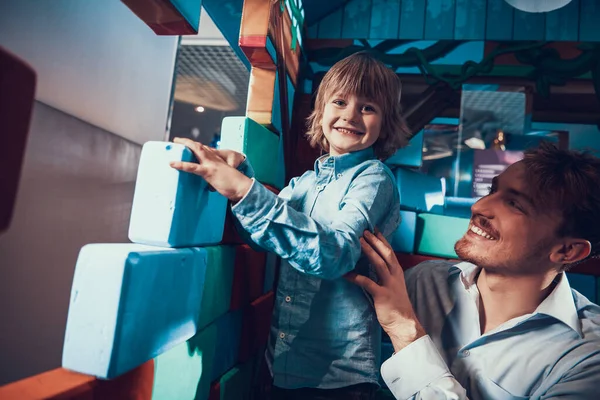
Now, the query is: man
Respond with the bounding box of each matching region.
[347,142,600,399]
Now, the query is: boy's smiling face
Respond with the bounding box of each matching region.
[320,93,382,156]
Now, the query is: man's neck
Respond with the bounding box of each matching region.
[476,268,558,334]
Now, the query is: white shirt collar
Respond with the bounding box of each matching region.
[449,262,582,337]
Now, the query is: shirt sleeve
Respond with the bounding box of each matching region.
[236,157,255,179]
[230,165,399,280]
[381,336,468,400]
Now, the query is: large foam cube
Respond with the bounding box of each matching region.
[239,291,275,363]
[219,359,255,400]
[220,117,285,189]
[230,245,267,311]
[129,141,227,247]
[198,246,237,331]
[391,210,417,253]
[444,196,476,218]
[63,244,208,379]
[385,130,424,168]
[211,310,243,382]
[153,322,218,400]
[395,167,445,214]
[415,213,470,258]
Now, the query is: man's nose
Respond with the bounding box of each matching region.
[471,194,495,218]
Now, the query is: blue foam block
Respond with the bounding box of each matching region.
[385,130,424,168]
[211,310,243,381]
[395,167,445,214]
[391,210,417,253]
[62,244,208,379]
[444,196,476,218]
[129,141,227,247]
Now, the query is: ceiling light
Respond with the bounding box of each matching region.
[195,106,205,113]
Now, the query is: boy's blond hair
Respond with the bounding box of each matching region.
[306,51,410,160]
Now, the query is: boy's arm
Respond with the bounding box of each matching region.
[231,165,399,280]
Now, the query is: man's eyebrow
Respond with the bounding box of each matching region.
[496,175,536,209]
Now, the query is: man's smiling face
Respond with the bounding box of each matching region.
[455,161,564,275]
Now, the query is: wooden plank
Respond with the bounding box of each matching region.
[579,0,600,41]
[513,8,546,40]
[317,7,343,38]
[454,0,486,40]
[546,0,580,41]
[342,0,372,39]
[0,362,153,400]
[399,0,426,39]
[369,0,401,39]
[485,0,513,40]
[424,0,455,40]
[121,0,200,35]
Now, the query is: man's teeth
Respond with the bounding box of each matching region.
[469,224,496,240]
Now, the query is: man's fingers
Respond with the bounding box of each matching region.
[360,237,391,283]
[344,272,380,295]
[170,161,205,175]
[364,230,403,274]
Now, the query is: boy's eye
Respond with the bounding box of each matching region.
[362,105,376,112]
[333,99,346,106]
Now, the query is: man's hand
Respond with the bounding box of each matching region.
[345,230,426,352]
[170,138,252,203]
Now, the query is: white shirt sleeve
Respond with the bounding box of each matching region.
[381,335,468,400]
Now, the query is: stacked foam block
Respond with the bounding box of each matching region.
[61,116,285,400]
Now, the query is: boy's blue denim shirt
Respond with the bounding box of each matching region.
[232,146,400,389]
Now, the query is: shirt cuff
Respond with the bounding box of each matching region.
[236,156,255,178]
[381,335,451,399]
[231,178,278,231]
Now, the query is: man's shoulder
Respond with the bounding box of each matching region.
[405,260,460,287]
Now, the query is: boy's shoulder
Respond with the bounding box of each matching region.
[353,159,396,182]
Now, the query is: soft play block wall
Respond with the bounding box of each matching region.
[395,167,445,214]
[220,116,285,189]
[390,210,417,253]
[416,213,470,258]
[129,142,227,247]
[385,130,424,168]
[62,244,208,379]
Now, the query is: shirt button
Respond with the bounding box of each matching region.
[285,296,291,302]
[337,173,342,178]
[461,350,470,357]
[279,332,285,339]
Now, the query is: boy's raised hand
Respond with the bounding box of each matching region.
[170,138,252,203]
[212,148,246,169]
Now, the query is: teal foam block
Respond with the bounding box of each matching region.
[129,141,227,247]
[566,273,597,303]
[211,310,243,382]
[444,196,476,219]
[391,210,417,253]
[62,244,208,379]
[220,117,285,190]
[415,213,470,258]
[197,246,237,331]
[395,167,445,214]
[385,130,424,168]
[153,321,218,400]
[219,358,255,400]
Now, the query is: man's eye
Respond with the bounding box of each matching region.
[488,185,496,195]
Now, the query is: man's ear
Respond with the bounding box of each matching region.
[549,239,592,265]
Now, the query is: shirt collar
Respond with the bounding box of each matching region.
[314,147,376,177]
[449,262,582,337]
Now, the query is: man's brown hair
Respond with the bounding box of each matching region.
[523,142,600,266]
[305,51,410,160]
